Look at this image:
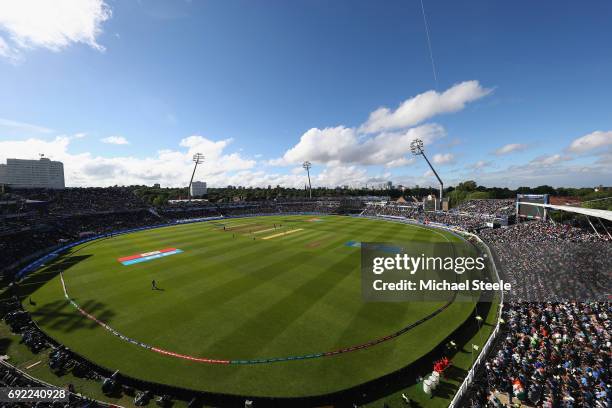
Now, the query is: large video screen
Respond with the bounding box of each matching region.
[517,194,549,219]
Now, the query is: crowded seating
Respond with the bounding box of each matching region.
[461,221,611,407]
[453,199,515,218]
[0,195,341,281]
[9,187,148,215]
[463,302,611,408]
[1,189,610,407]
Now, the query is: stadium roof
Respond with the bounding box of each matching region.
[521,202,612,222]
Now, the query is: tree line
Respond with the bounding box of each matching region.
[132,182,610,210]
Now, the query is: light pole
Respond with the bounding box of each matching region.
[410,139,444,202]
[303,161,312,199]
[188,153,204,200]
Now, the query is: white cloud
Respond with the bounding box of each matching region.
[432,153,455,165]
[275,124,445,167]
[276,126,356,165]
[0,35,19,62]
[0,133,608,189]
[0,117,54,133]
[494,143,527,155]
[176,136,256,175]
[595,150,612,166]
[530,154,571,166]
[0,0,111,60]
[359,81,492,133]
[467,160,611,188]
[101,136,129,145]
[468,160,492,170]
[0,136,73,162]
[315,164,368,187]
[0,135,257,187]
[386,157,415,168]
[567,130,612,153]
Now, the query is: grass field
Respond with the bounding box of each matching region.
[22,215,478,398]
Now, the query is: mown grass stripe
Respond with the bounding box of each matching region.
[25,214,478,396]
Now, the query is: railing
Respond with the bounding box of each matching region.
[447,232,504,408]
[356,215,505,408]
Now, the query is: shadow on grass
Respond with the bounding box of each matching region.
[434,366,469,399]
[30,298,115,334]
[336,301,494,407]
[443,365,469,382]
[3,253,117,334]
[14,255,92,302]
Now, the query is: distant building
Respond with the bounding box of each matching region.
[0,164,6,185]
[190,181,207,197]
[0,158,65,189]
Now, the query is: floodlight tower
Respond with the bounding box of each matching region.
[188,153,204,200]
[303,161,312,199]
[410,139,443,201]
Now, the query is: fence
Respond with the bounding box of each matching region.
[357,215,505,407]
[447,231,504,408]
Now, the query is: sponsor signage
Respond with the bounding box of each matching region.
[118,248,183,266]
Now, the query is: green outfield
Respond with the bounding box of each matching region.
[23,215,478,397]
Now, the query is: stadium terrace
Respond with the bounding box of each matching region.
[1,185,609,408]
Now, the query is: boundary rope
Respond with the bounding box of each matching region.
[59,272,456,365]
[56,215,465,365]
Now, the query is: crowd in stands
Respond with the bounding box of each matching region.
[160,200,340,219]
[361,200,509,232]
[460,220,611,407]
[423,212,493,232]
[2,190,611,408]
[362,200,611,407]
[160,205,222,220]
[479,221,610,302]
[9,188,148,215]
[465,302,611,408]
[1,228,70,269]
[362,203,422,219]
[0,210,161,270]
[0,194,341,279]
[482,219,610,243]
[453,199,515,218]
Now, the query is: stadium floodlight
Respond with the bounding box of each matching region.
[188,153,204,200]
[410,138,444,202]
[410,139,424,155]
[303,161,312,199]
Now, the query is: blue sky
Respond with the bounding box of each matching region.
[0,0,610,188]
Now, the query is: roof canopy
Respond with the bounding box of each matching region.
[521,202,612,222]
